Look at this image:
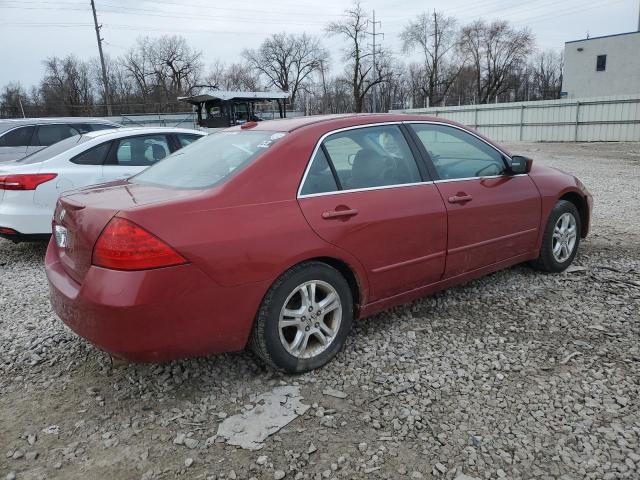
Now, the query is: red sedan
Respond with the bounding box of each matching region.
[46,114,592,372]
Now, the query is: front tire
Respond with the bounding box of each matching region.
[531,200,581,273]
[250,261,353,373]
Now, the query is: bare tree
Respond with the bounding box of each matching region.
[149,36,202,105]
[221,63,262,91]
[458,20,534,103]
[122,36,202,110]
[40,56,94,116]
[0,83,29,117]
[242,32,327,106]
[326,1,388,113]
[531,49,563,100]
[401,11,461,106]
[123,37,155,103]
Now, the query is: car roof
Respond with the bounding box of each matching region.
[81,126,206,140]
[0,117,119,126]
[0,117,121,135]
[229,113,511,157]
[230,113,454,133]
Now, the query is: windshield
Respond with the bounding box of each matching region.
[17,135,90,164]
[133,130,286,189]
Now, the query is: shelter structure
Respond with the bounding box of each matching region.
[178,90,290,128]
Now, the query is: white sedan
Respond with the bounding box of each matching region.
[0,127,206,240]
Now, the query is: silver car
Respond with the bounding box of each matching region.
[0,118,121,163]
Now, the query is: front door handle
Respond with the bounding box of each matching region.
[322,208,358,219]
[448,194,473,204]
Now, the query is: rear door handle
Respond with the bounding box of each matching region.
[322,208,358,219]
[448,194,473,204]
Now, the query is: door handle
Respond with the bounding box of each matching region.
[448,194,473,204]
[321,208,358,219]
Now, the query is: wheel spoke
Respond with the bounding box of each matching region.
[288,329,305,350]
[319,320,335,338]
[309,282,317,304]
[283,307,305,319]
[299,285,311,308]
[292,331,310,356]
[313,330,328,346]
[280,318,301,328]
[319,292,338,311]
[553,241,562,256]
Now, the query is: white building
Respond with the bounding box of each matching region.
[561,31,640,99]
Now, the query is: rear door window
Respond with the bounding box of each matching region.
[0,126,35,147]
[321,125,422,190]
[113,135,171,166]
[33,124,80,146]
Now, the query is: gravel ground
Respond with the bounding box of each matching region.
[1,142,639,480]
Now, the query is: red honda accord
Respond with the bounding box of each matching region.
[46,114,592,372]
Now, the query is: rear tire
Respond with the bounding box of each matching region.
[530,200,581,273]
[250,261,353,373]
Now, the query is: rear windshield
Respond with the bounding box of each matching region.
[132,130,285,189]
[16,135,90,164]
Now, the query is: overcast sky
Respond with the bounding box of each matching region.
[0,0,637,89]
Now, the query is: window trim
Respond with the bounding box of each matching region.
[297,122,431,198]
[297,121,516,198]
[596,54,607,72]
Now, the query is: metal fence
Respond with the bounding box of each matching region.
[391,94,640,142]
[94,110,305,129]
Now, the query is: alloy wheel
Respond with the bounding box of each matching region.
[278,280,342,359]
[552,212,578,263]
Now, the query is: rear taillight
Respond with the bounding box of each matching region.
[0,227,18,234]
[0,173,57,190]
[92,217,187,271]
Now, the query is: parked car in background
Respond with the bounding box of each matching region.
[0,118,121,163]
[45,114,592,372]
[0,127,205,240]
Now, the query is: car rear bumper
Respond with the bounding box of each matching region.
[45,238,267,362]
[0,192,53,235]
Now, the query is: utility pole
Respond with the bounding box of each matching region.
[367,10,383,113]
[637,0,640,31]
[18,97,26,118]
[90,0,112,116]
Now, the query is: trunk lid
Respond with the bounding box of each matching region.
[54,182,199,283]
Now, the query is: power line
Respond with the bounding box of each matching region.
[0,0,347,20]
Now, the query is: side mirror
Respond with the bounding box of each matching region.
[509,155,533,174]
